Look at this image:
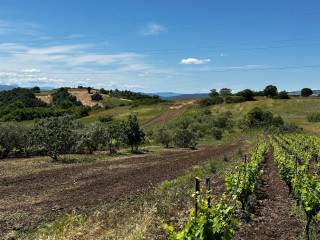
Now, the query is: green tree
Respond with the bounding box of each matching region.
[236,89,254,101]
[125,114,145,152]
[263,85,278,98]
[0,123,27,158]
[52,88,82,108]
[209,89,219,97]
[277,91,290,99]
[173,128,197,149]
[105,121,126,154]
[30,116,77,161]
[301,88,313,97]
[155,126,172,148]
[76,122,106,154]
[219,88,232,97]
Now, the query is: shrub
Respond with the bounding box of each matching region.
[239,107,283,129]
[235,89,255,101]
[307,112,320,122]
[212,128,223,140]
[91,92,103,101]
[155,126,173,148]
[225,96,246,104]
[173,128,197,149]
[199,96,224,106]
[301,88,313,97]
[276,91,290,99]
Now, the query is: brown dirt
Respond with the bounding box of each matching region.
[0,143,240,236]
[35,95,52,104]
[235,152,303,240]
[68,88,102,107]
[35,88,103,107]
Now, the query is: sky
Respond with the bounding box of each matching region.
[0,0,320,93]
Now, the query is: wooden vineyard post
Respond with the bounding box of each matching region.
[195,177,200,217]
[206,177,211,208]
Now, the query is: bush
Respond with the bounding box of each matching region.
[235,89,255,101]
[211,128,223,140]
[239,107,283,129]
[225,96,246,104]
[173,128,197,149]
[301,88,313,97]
[276,91,290,99]
[199,96,224,106]
[307,112,320,122]
[91,92,103,101]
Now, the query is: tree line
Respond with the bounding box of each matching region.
[200,85,316,106]
[0,87,90,121]
[0,114,145,161]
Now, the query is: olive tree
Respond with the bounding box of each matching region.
[0,123,27,158]
[30,116,77,161]
[155,126,172,148]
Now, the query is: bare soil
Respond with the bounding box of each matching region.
[235,152,303,240]
[0,143,240,237]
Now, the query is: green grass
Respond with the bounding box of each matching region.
[79,102,169,126]
[101,96,132,108]
[209,97,320,134]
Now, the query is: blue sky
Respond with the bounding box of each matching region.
[0,0,320,93]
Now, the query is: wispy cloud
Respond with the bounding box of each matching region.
[0,42,159,88]
[141,22,167,36]
[180,58,211,65]
[0,19,39,36]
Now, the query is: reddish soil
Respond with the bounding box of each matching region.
[235,152,303,240]
[0,143,240,236]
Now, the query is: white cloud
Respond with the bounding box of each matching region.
[22,68,41,73]
[180,58,211,65]
[142,22,167,36]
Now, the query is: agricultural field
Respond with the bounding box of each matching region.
[1,85,320,240]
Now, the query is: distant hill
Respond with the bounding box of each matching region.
[0,84,18,91]
[154,92,208,100]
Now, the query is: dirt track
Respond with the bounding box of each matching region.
[0,143,240,236]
